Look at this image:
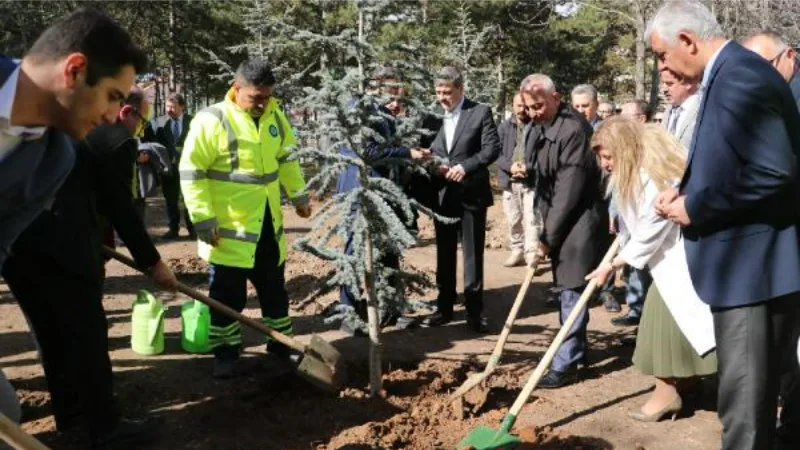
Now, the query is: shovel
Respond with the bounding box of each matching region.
[0,413,50,450]
[457,238,620,450]
[103,246,346,393]
[450,255,542,403]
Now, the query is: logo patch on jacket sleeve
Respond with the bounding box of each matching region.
[269,124,279,137]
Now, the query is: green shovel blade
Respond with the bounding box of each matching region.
[456,425,521,450]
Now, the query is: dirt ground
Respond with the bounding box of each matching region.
[0,196,722,450]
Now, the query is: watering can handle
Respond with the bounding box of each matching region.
[103,246,306,353]
[148,307,165,346]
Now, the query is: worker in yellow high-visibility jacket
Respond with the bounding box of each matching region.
[179,59,310,379]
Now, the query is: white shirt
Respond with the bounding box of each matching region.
[443,96,465,153]
[0,64,47,162]
[701,40,731,89]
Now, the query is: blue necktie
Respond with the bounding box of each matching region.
[172,119,180,142]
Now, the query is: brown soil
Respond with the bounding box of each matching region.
[0,196,721,450]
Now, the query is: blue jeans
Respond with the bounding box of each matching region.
[553,288,589,372]
[624,267,652,318]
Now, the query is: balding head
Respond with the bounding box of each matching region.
[743,31,797,82]
[620,100,650,123]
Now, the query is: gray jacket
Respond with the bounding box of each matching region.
[495,117,531,190]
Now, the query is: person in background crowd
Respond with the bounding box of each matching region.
[598,101,616,120]
[743,31,800,109]
[620,100,652,123]
[571,83,603,129]
[496,92,538,267]
[587,117,717,423]
[520,73,605,388]
[0,7,144,440]
[742,28,800,446]
[660,68,700,148]
[650,2,800,448]
[145,92,195,240]
[421,66,500,333]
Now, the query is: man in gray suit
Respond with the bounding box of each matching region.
[660,67,700,147]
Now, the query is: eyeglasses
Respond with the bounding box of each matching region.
[769,48,788,66]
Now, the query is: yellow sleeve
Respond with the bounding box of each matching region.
[274,108,308,207]
[179,112,221,231]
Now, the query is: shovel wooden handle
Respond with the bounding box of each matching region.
[102,246,305,353]
[486,255,541,372]
[0,413,50,450]
[507,238,620,418]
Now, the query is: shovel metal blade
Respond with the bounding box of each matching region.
[295,334,347,393]
[450,370,490,402]
[456,425,520,450]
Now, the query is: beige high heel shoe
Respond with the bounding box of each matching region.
[628,395,683,422]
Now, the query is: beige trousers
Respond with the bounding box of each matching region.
[501,182,542,263]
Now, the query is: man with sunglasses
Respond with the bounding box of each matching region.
[743,31,800,109]
[742,29,800,449]
[3,86,178,447]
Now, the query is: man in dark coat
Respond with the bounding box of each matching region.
[3,88,178,448]
[144,92,195,239]
[422,66,501,333]
[520,73,605,388]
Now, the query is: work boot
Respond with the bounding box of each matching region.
[611,314,641,327]
[90,417,161,449]
[601,291,621,312]
[503,251,525,267]
[161,229,179,240]
[212,359,237,379]
[539,369,578,389]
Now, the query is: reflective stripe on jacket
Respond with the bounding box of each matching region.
[180,88,308,268]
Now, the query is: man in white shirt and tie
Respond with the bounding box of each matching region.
[660,67,700,148]
[422,66,501,333]
[144,92,195,239]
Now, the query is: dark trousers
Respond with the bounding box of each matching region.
[713,292,800,450]
[339,231,400,308]
[162,172,193,232]
[208,204,290,361]
[552,287,589,372]
[434,206,487,317]
[2,255,118,437]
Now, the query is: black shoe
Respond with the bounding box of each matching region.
[544,295,560,309]
[600,291,621,312]
[339,320,367,337]
[466,316,489,333]
[213,359,237,379]
[620,334,637,347]
[538,369,577,389]
[380,312,400,328]
[266,342,302,364]
[161,230,179,240]
[187,231,197,240]
[421,311,453,327]
[91,417,161,449]
[611,315,641,327]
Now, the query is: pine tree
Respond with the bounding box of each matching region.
[440,0,499,106]
[289,0,447,396]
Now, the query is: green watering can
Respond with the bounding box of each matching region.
[181,300,211,353]
[131,290,166,356]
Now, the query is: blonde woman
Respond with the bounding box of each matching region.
[585,117,717,422]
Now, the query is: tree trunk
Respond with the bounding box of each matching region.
[634,15,647,100]
[648,52,660,110]
[363,222,383,397]
[168,0,177,94]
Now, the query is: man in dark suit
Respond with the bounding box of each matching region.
[519,74,605,388]
[3,88,177,448]
[421,66,501,333]
[144,92,194,239]
[651,2,800,449]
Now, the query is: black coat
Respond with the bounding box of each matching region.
[144,113,193,167]
[525,104,606,289]
[495,117,530,190]
[430,98,501,214]
[6,123,160,282]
